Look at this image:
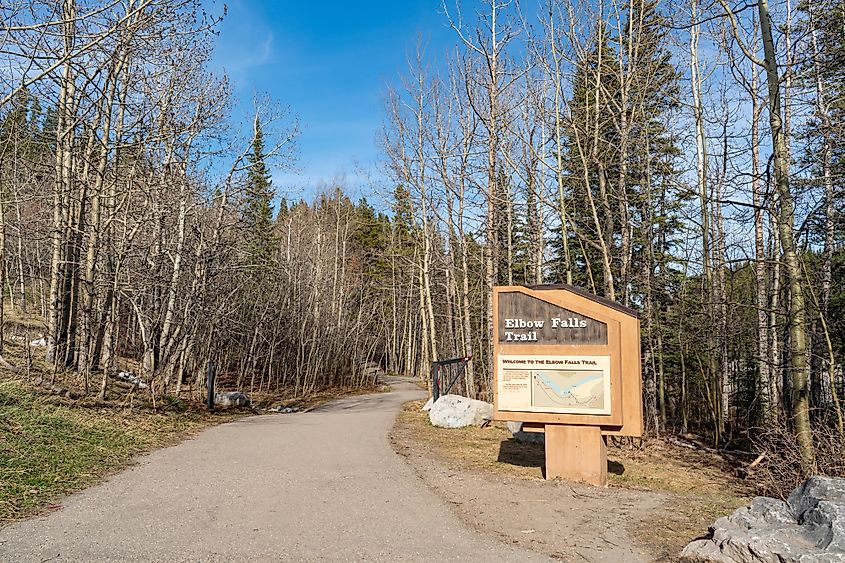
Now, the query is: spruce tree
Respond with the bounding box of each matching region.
[243,116,277,268]
[554,22,620,292]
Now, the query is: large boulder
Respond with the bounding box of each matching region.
[428,394,493,428]
[214,391,250,408]
[681,476,845,562]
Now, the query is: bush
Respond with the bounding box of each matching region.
[753,421,845,498]
[162,394,187,412]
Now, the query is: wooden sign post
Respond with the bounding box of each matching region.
[492,284,643,487]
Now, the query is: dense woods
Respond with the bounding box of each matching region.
[380,0,845,483]
[0,0,382,398]
[1,0,844,486]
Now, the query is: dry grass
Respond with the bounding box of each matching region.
[5,310,45,332]
[607,440,754,559]
[397,400,546,477]
[0,377,246,523]
[395,400,753,560]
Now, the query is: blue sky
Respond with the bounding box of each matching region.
[209,0,460,202]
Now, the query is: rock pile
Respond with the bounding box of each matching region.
[115,371,148,389]
[427,394,493,428]
[682,476,845,562]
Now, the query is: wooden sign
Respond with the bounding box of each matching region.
[493,284,643,486]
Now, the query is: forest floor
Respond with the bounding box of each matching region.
[0,328,386,524]
[391,400,755,561]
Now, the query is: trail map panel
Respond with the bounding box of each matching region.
[498,355,612,415]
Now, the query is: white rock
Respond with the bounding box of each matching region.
[422,397,434,412]
[29,337,47,347]
[214,391,250,408]
[267,405,299,413]
[428,394,493,428]
[115,371,148,389]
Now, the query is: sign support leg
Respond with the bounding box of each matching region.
[544,424,607,487]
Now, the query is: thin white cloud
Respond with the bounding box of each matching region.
[259,34,274,65]
[215,31,274,73]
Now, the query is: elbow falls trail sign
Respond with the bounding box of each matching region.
[493,284,643,487]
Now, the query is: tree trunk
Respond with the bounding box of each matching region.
[757,0,815,472]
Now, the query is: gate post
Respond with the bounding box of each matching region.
[431,363,440,402]
[206,361,216,411]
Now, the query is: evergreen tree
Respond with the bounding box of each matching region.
[495,168,532,285]
[243,116,277,268]
[353,198,392,282]
[391,184,415,240]
[554,21,620,293]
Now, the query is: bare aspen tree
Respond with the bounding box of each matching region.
[717,0,815,469]
[445,0,519,393]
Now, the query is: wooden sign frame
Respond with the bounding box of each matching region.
[492,284,643,438]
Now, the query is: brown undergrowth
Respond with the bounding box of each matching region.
[392,400,753,561]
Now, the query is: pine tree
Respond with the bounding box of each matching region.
[494,167,533,285]
[553,22,620,293]
[353,198,392,282]
[243,115,277,268]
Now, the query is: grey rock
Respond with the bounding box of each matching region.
[214,391,250,408]
[682,477,845,563]
[805,501,845,551]
[115,371,148,389]
[428,394,493,428]
[729,497,795,529]
[789,477,845,519]
[506,421,545,444]
[506,421,522,434]
[681,539,733,562]
[45,383,70,397]
[267,405,300,413]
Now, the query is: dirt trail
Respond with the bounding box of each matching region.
[392,431,663,562]
[0,379,551,562]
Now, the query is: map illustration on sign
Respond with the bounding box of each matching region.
[532,369,605,410]
[497,355,612,415]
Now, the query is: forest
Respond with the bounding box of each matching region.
[1,0,843,487]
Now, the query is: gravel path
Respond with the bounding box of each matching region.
[0,379,550,562]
